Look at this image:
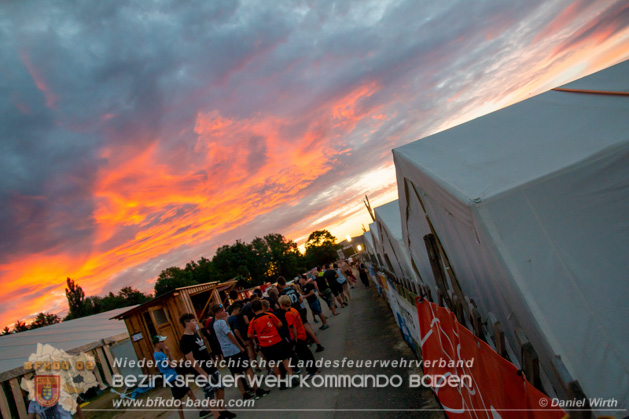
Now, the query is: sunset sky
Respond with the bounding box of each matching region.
[2,0,629,327]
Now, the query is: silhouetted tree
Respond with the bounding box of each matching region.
[154,267,195,296]
[65,278,86,320]
[29,312,61,330]
[185,257,217,284]
[0,326,10,336]
[304,230,340,268]
[212,240,258,283]
[264,233,305,279]
[13,320,28,333]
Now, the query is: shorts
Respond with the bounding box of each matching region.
[308,298,322,315]
[168,378,191,400]
[201,370,224,399]
[225,351,250,375]
[330,283,342,297]
[260,341,292,363]
[320,288,335,308]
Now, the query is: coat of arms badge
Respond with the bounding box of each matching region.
[34,375,60,407]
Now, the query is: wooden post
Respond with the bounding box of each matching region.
[514,328,543,392]
[551,356,593,419]
[95,347,113,386]
[102,345,120,375]
[9,378,27,419]
[90,351,106,388]
[199,293,214,322]
[436,288,445,307]
[451,294,465,325]
[424,234,451,307]
[488,312,507,359]
[0,383,12,419]
[424,286,433,303]
[471,307,484,341]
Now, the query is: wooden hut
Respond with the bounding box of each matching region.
[113,280,237,373]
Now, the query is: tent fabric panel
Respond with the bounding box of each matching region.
[480,140,629,408]
[374,200,422,285]
[559,60,629,93]
[374,201,404,241]
[396,175,438,292]
[391,60,629,416]
[363,231,376,257]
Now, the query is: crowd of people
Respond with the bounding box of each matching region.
[152,258,372,418]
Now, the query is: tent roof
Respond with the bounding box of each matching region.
[368,222,379,240]
[560,61,629,93]
[0,306,132,375]
[363,231,373,248]
[393,60,629,203]
[374,200,403,241]
[113,280,237,320]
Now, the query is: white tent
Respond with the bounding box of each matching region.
[0,306,132,375]
[362,230,376,260]
[374,200,421,289]
[367,221,386,266]
[392,60,629,416]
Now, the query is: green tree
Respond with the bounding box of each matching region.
[264,233,305,279]
[65,278,86,320]
[185,257,218,284]
[29,312,61,330]
[96,287,152,312]
[1,326,10,336]
[250,237,272,281]
[304,230,341,268]
[118,286,152,304]
[212,240,258,284]
[154,267,195,296]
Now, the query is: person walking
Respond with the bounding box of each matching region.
[211,303,270,400]
[178,313,236,419]
[300,275,330,331]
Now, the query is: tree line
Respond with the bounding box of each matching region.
[0,230,340,336]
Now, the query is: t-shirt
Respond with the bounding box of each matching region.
[315,275,329,292]
[241,302,253,322]
[28,401,72,419]
[285,307,307,341]
[279,286,301,309]
[179,333,218,375]
[227,315,246,344]
[324,269,341,290]
[213,319,240,357]
[154,351,177,383]
[247,312,282,347]
[302,281,318,303]
[272,307,291,339]
[336,269,347,284]
[324,269,337,283]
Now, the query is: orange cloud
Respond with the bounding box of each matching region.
[0,79,388,327]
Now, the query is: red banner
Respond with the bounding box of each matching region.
[416,298,566,419]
